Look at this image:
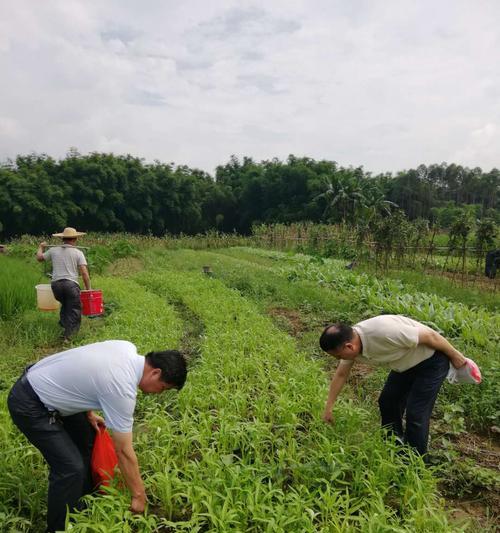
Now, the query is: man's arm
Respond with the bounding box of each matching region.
[36,242,47,262]
[417,327,467,369]
[111,431,146,513]
[79,265,91,290]
[323,360,354,423]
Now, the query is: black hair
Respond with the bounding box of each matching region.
[145,350,187,390]
[319,323,354,353]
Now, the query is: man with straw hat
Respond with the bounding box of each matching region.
[37,227,91,341]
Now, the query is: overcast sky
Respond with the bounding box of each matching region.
[1,0,499,175]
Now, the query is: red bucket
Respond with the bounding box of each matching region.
[81,290,104,316]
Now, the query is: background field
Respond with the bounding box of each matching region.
[0,236,498,532]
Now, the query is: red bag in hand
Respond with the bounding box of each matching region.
[91,426,118,488]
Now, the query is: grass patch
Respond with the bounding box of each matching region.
[0,257,44,320]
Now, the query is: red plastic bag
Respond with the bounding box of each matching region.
[91,426,118,488]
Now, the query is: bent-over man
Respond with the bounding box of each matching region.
[319,314,467,456]
[37,227,91,341]
[8,340,187,533]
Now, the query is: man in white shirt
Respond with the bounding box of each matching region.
[319,315,467,456]
[36,227,91,341]
[7,340,187,533]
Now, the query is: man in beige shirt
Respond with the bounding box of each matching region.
[319,314,467,455]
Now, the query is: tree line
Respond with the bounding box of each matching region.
[0,150,498,238]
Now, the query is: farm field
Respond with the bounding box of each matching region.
[0,240,499,532]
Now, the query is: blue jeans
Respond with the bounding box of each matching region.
[378,351,449,455]
[7,374,95,533]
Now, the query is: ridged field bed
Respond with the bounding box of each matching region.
[0,243,498,532]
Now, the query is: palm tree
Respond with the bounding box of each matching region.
[314,173,366,222]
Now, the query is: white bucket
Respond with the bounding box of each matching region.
[35,284,60,311]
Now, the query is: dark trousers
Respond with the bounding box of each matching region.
[7,375,95,533]
[378,351,449,455]
[51,280,82,339]
[485,249,500,279]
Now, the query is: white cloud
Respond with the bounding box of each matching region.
[472,123,497,139]
[0,0,499,173]
[0,116,24,139]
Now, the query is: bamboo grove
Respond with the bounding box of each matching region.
[1,152,499,239]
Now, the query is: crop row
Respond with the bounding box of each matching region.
[143,247,499,432]
[216,248,499,430]
[1,248,492,531]
[113,267,451,532]
[0,276,183,532]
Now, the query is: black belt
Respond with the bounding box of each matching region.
[18,371,62,424]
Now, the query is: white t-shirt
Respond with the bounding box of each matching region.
[352,315,435,372]
[27,340,145,432]
[43,245,87,285]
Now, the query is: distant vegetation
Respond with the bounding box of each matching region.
[0,151,498,238]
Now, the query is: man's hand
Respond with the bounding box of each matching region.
[87,411,105,431]
[36,242,47,262]
[322,361,352,426]
[112,431,146,513]
[450,353,467,369]
[79,264,91,290]
[130,494,146,513]
[322,409,334,424]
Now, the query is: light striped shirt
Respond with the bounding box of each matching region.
[43,245,87,285]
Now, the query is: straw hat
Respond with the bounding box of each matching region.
[52,227,86,238]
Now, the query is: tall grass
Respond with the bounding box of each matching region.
[0,257,43,320]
